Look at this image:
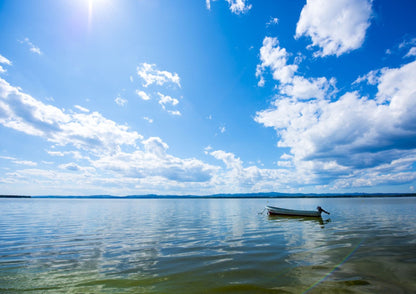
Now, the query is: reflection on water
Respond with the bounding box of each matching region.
[267,214,331,227]
[1,197,416,293]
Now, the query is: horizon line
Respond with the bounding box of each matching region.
[2,192,416,199]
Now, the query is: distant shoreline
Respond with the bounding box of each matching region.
[0,195,31,198]
[2,193,416,199]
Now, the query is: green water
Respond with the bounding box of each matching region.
[1,197,415,293]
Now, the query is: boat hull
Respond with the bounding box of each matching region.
[265,205,321,217]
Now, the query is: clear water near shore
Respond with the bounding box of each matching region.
[1,197,416,293]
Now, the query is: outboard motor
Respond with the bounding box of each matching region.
[317,206,330,215]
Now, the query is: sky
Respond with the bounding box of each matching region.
[1,0,416,196]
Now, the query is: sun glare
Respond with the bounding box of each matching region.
[85,0,109,31]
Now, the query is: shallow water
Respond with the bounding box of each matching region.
[1,197,415,293]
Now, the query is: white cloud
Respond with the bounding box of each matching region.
[136,63,184,115]
[277,161,292,168]
[14,160,37,166]
[279,76,337,101]
[257,76,265,87]
[157,92,180,114]
[0,54,12,73]
[0,76,217,192]
[143,116,153,123]
[256,36,336,101]
[142,137,169,156]
[59,162,82,171]
[295,0,373,57]
[0,155,37,166]
[58,162,95,173]
[353,69,382,85]
[137,63,180,88]
[405,47,416,58]
[226,0,252,14]
[0,166,106,196]
[256,37,298,86]
[255,60,416,188]
[46,151,65,157]
[168,110,182,116]
[0,77,141,154]
[399,38,416,49]
[136,90,151,101]
[74,105,90,113]
[115,95,127,106]
[0,54,11,65]
[93,137,216,183]
[374,61,416,106]
[47,150,86,160]
[158,93,179,107]
[280,153,293,160]
[266,17,279,27]
[206,0,251,15]
[384,38,416,58]
[253,34,415,189]
[204,145,213,154]
[0,155,16,161]
[209,149,292,192]
[211,150,242,170]
[19,38,42,55]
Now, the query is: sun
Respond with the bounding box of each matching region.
[85,0,109,31]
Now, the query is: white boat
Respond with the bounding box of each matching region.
[265,205,330,217]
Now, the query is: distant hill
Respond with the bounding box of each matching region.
[29,192,416,199]
[0,195,31,198]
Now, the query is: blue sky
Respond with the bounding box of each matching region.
[1,0,416,196]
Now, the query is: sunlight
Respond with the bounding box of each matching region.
[85,0,109,31]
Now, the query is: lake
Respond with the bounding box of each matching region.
[1,197,415,293]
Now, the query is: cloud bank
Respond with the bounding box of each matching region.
[0,78,139,154]
[0,77,216,194]
[255,59,416,189]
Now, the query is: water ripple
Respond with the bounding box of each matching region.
[1,198,416,293]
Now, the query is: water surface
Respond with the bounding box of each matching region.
[1,197,415,293]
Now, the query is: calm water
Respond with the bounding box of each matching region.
[1,197,416,293]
